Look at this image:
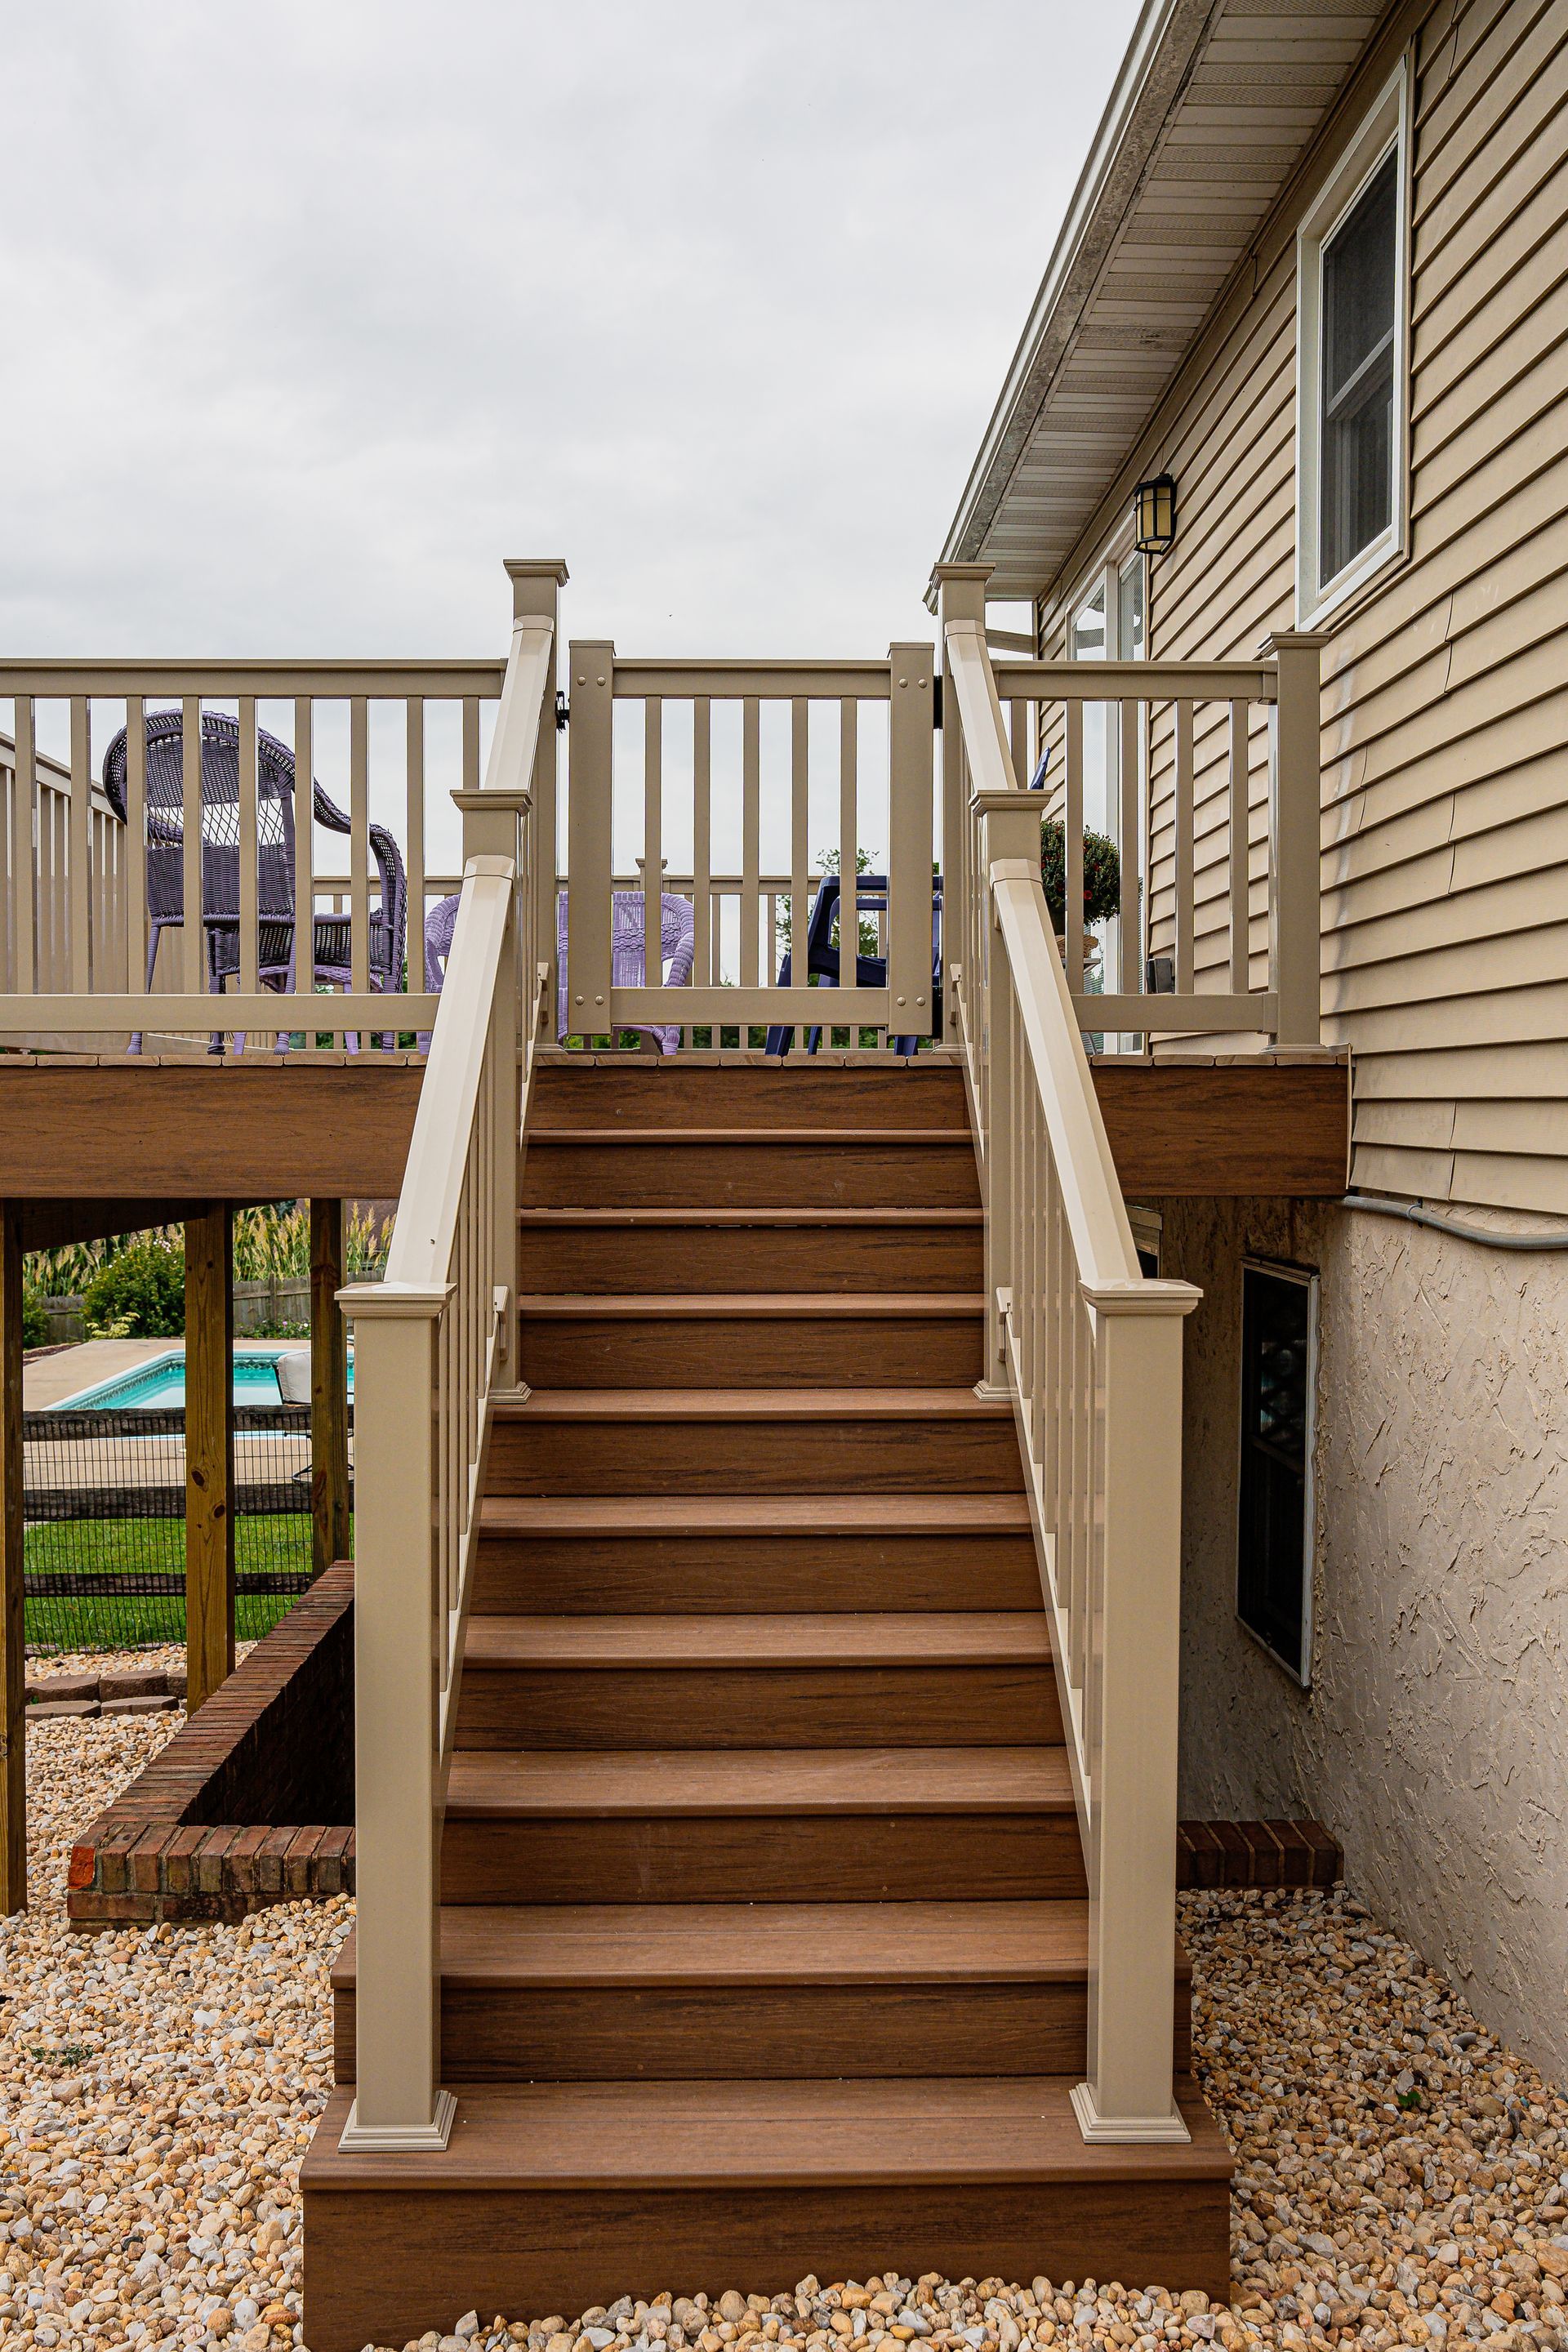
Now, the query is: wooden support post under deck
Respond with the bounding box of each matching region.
[0,1209,26,1913]
[310,1200,351,1581]
[185,1205,234,1713]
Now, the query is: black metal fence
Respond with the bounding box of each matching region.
[21,1404,336,1654]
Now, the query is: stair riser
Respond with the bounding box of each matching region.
[473,1535,1041,1613]
[532,1065,969,1131]
[518,1223,981,1294]
[334,1978,1154,2082]
[455,1664,1062,1748]
[487,1416,1024,1496]
[524,1139,980,1209]
[518,1313,984,1389]
[441,1812,1086,1903]
[303,2176,1232,2352]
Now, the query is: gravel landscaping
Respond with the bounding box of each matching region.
[2,1712,1565,2352]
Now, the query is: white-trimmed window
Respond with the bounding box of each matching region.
[1296,64,1410,622]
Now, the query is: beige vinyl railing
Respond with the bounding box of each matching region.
[936,568,1322,1053]
[332,595,555,2153]
[0,657,508,1047]
[942,577,1204,2144]
[564,643,939,1040]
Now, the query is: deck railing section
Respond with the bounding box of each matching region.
[0,658,507,1048]
[332,606,553,2153]
[942,586,1203,2145]
[564,645,938,1043]
[937,569,1321,1053]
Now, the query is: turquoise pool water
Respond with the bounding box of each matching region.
[51,1351,356,1410]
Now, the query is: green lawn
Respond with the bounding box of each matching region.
[23,1514,314,1654]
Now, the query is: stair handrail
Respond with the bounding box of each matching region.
[335,610,555,2156]
[943,606,1203,2148]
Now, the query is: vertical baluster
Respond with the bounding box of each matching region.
[11,701,35,996]
[291,700,313,1040]
[1009,696,1027,786]
[1064,702,1084,993]
[1040,1145,1060,1526]
[123,697,146,996]
[238,697,260,1005]
[68,697,91,991]
[741,697,760,992]
[181,697,203,998]
[0,745,11,996]
[839,700,857,1036]
[1118,696,1140,998]
[791,698,808,1049]
[1174,700,1195,996]
[1229,700,1250,993]
[350,697,371,1005]
[644,697,662,1007]
[693,698,711,1006]
[406,701,425,1020]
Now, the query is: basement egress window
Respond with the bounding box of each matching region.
[1297,65,1410,621]
[1236,1260,1318,1686]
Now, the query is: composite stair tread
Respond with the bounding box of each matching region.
[516,1292,985,1318]
[518,1205,982,1225]
[446,1745,1073,1816]
[305,2074,1231,2190]
[529,1127,974,1146]
[493,1387,1013,1420]
[465,1611,1052,1669]
[478,1492,1034,1535]
[333,1900,1097,1989]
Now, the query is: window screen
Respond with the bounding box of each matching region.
[1320,148,1398,588]
[1237,1263,1316,1682]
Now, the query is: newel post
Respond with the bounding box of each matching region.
[505,559,568,1035]
[565,641,615,1041]
[887,640,938,1037]
[336,1283,454,2152]
[1262,630,1326,1049]
[1072,1276,1200,2144]
[931,566,991,1045]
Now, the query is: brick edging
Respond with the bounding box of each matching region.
[1178,1818,1341,1889]
[67,1563,354,1930]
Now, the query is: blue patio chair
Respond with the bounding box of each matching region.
[764,871,942,1057]
[100,708,407,1053]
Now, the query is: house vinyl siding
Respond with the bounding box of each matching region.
[1037,0,1568,1216]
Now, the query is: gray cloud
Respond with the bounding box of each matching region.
[1,0,1138,661]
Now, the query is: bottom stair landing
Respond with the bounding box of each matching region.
[304,2076,1232,2351]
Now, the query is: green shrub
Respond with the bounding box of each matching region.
[21,1290,50,1350]
[1040,817,1121,935]
[81,1241,185,1339]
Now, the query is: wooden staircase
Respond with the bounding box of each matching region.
[303,1057,1232,2352]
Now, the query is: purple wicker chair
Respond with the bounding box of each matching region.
[100,708,407,1053]
[555,890,696,1053]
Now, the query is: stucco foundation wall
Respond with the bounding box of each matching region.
[1156,1192,1568,2085]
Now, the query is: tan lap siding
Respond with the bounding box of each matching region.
[1036,0,1568,1214]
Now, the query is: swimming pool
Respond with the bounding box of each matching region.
[50,1349,356,1410]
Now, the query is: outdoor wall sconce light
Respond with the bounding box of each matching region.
[1133,473,1177,555]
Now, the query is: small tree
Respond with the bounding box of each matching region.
[1040,817,1121,937]
[81,1240,186,1339]
[21,1290,50,1350]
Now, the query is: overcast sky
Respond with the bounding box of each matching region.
[3,1,1141,667]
